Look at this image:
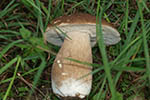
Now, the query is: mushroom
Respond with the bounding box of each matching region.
[45,13,121,99]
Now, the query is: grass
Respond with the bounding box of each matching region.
[0,0,150,100]
[96,0,116,99]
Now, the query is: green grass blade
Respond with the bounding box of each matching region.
[124,11,139,46]
[114,65,145,72]
[3,56,21,100]
[95,77,107,100]
[66,1,85,14]
[0,40,23,59]
[44,0,52,31]
[0,0,16,18]
[124,0,147,46]
[0,57,18,75]
[125,0,129,35]
[28,54,46,97]
[61,0,65,13]
[137,0,150,82]
[0,30,20,35]
[0,67,39,85]
[112,35,141,65]
[141,1,150,12]
[32,55,46,86]
[96,0,117,99]
[26,0,42,14]
[35,0,44,34]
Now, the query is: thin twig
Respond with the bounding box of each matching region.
[17,73,46,98]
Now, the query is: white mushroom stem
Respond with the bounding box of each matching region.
[51,31,92,98]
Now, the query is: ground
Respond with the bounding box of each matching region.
[0,0,150,100]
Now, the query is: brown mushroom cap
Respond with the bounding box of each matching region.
[45,13,121,47]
